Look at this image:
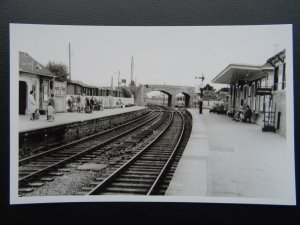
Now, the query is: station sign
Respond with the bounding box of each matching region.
[256,88,272,95]
[55,81,66,96]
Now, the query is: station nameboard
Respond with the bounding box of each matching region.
[256,88,272,95]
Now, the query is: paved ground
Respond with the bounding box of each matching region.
[19,106,145,132]
[166,108,295,204]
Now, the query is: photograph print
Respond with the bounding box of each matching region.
[10,23,296,205]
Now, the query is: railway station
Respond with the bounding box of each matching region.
[12,25,295,205]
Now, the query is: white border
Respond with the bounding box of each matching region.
[10,24,296,205]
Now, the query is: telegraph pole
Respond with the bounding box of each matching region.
[69,42,71,80]
[130,56,134,85]
[118,70,120,89]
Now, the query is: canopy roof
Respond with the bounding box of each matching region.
[211,63,274,84]
[68,79,98,89]
[266,49,286,66]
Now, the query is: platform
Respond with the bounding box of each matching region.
[166,108,295,204]
[19,106,145,133]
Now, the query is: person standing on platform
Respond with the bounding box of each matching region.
[108,95,113,109]
[48,93,56,121]
[48,93,55,109]
[68,96,73,112]
[199,98,203,114]
[29,90,37,120]
[76,93,81,112]
[47,102,54,122]
[81,93,86,112]
[90,97,94,112]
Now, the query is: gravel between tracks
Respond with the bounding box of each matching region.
[21,164,104,196]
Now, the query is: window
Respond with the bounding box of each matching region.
[282,63,286,90]
[243,86,247,99]
[251,84,255,110]
[43,85,48,101]
[274,66,279,90]
[50,80,54,90]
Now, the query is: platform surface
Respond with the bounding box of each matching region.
[19,106,145,133]
[166,108,295,204]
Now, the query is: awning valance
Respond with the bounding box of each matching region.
[212,64,273,84]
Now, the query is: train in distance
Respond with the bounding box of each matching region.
[175,95,185,107]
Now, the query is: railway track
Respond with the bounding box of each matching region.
[18,105,172,194]
[84,107,186,195]
[153,108,192,195]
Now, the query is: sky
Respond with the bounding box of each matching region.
[11,24,292,91]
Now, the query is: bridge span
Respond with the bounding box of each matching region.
[127,84,196,107]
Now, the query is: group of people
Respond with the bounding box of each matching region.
[29,90,55,122]
[67,94,97,113]
[196,96,252,123]
[67,95,125,113]
[233,105,252,122]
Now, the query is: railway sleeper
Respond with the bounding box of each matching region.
[95,177,104,181]
[124,170,159,175]
[19,188,34,193]
[57,168,71,172]
[127,167,161,172]
[129,164,163,169]
[18,170,41,175]
[19,165,44,170]
[81,187,94,191]
[38,159,62,162]
[79,157,92,160]
[19,172,32,176]
[58,151,83,155]
[115,177,154,183]
[50,153,74,157]
[40,177,55,182]
[27,161,54,165]
[48,172,64,176]
[103,187,148,194]
[129,165,162,170]
[120,174,157,179]
[139,156,169,161]
[141,153,173,157]
[140,154,171,159]
[110,182,150,189]
[124,140,139,145]
[74,160,88,164]
[133,161,165,166]
[28,182,45,187]
[147,146,174,150]
[85,154,97,158]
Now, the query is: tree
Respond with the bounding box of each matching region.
[201,83,215,91]
[46,61,69,82]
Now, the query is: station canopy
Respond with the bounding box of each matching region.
[212,63,274,84]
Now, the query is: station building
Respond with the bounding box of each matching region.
[67,80,125,98]
[212,49,287,136]
[66,80,133,109]
[19,52,67,114]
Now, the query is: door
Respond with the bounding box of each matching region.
[19,81,27,114]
